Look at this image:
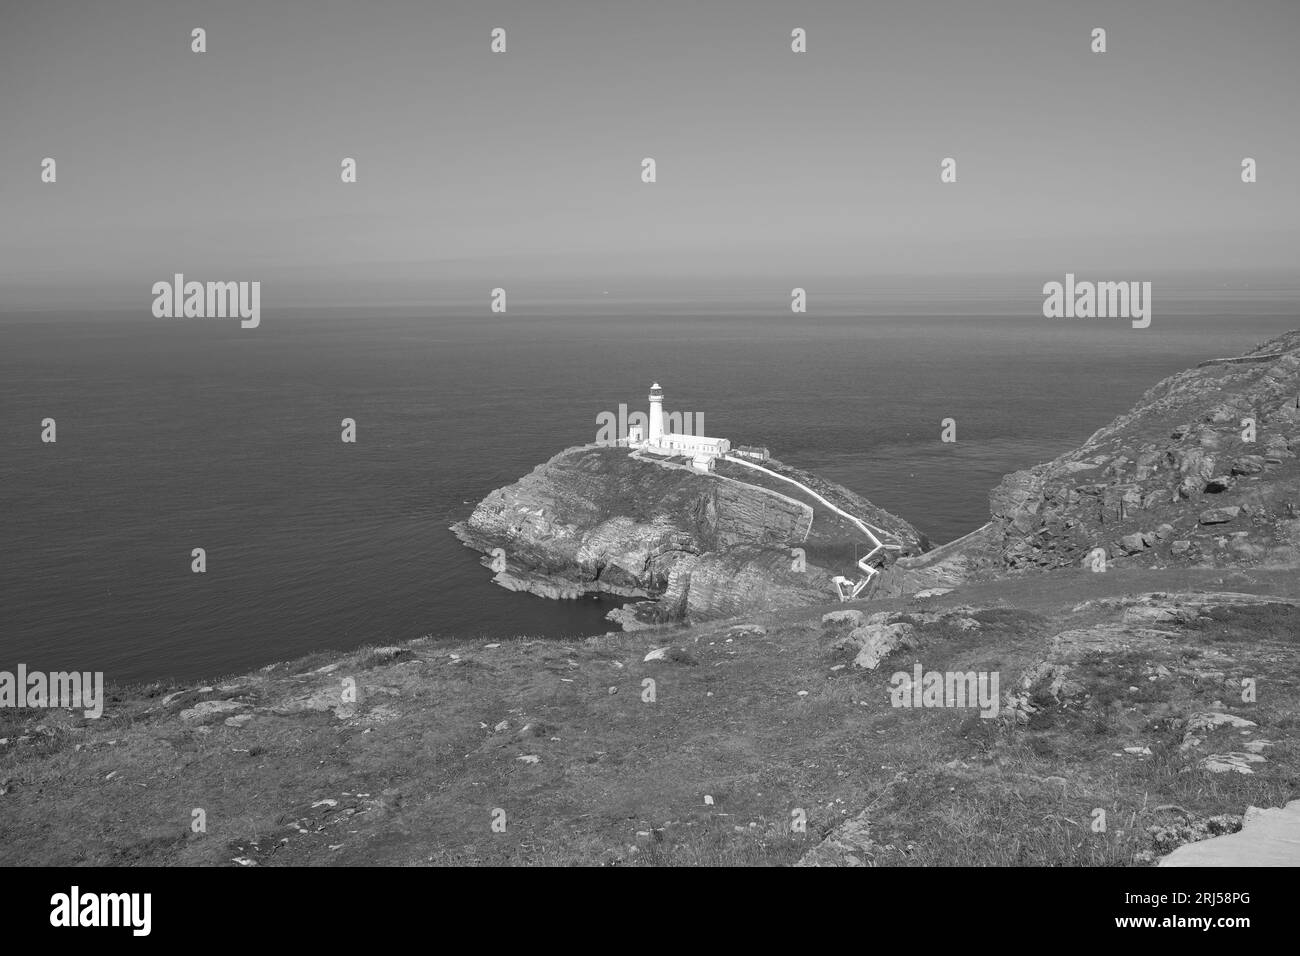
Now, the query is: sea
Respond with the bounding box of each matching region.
[2,285,1296,683]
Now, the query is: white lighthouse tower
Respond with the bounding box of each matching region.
[631,381,729,471]
[648,382,665,443]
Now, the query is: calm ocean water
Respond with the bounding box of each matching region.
[2,294,1296,682]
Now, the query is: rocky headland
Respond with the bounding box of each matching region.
[452,444,928,627]
[456,332,1300,627]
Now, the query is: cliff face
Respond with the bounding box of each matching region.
[457,332,1300,617]
[882,330,1300,593]
[452,444,925,625]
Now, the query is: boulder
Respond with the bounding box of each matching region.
[795,812,875,867]
[1175,448,1216,480]
[1199,506,1241,525]
[1200,753,1267,774]
[1119,532,1148,554]
[272,685,357,719]
[851,622,916,670]
[830,632,865,652]
[180,700,248,722]
[643,646,696,665]
[1121,604,1197,625]
[821,610,865,627]
[1180,711,1257,749]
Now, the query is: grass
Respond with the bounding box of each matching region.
[1,568,1296,866]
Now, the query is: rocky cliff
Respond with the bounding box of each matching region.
[452,444,927,626]
[881,330,1300,594]
[457,332,1300,617]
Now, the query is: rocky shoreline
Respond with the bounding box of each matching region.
[454,331,1300,630]
[452,443,927,628]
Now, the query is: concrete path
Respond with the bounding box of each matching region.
[1159,801,1300,866]
[626,447,814,542]
[722,455,902,599]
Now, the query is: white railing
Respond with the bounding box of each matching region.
[722,456,902,602]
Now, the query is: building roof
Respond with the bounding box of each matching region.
[660,433,728,448]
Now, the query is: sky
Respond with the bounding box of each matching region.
[1,0,1297,308]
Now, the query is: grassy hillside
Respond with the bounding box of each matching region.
[2,566,1295,866]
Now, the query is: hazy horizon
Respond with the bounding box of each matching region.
[3,0,1298,310]
[4,269,1299,314]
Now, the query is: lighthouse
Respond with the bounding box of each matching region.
[648,382,665,443]
[628,382,730,472]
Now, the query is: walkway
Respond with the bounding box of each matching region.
[722,455,904,600]
[626,447,814,542]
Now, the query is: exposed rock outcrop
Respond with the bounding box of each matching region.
[453,445,926,626]
[457,332,1300,618]
[988,332,1300,573]
[880,331,1300,592]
